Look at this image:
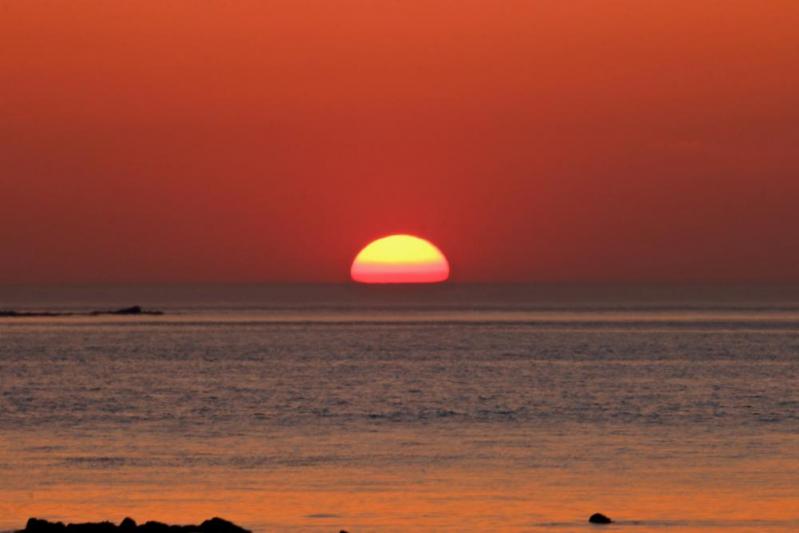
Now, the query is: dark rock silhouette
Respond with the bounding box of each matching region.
[588,512,613,524]
[197,518,249,533]
[119,518,137,530]
[107,306,145,315]
[92,306,164,316]
[1,306,163,318]
[19,517,249,533]
[23,518,65,532]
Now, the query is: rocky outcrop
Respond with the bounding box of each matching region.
[19,517,249,533]
[91,306,162,316]
[1,306,163,317]
[588,512,613,524]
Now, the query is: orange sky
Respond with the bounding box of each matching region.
[1,1,798,283]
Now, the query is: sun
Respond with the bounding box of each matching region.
[351,234,450,284]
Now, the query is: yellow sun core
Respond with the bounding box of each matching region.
[351,234,450,284]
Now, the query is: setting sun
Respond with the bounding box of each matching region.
[351,234,450,284]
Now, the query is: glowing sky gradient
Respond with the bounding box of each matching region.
[1,1,799,283]
[351,235,450,284]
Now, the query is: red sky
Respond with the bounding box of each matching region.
[1,1,798,283]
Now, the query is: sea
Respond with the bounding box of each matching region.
[1,284,798,532]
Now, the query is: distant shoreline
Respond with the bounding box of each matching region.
[0,306,163,317]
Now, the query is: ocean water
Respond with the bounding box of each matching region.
[1,284,798,531]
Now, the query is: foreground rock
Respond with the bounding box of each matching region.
[588,512,613,524]
[20,517,249,533]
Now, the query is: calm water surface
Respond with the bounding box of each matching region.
[1,285,798,531]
